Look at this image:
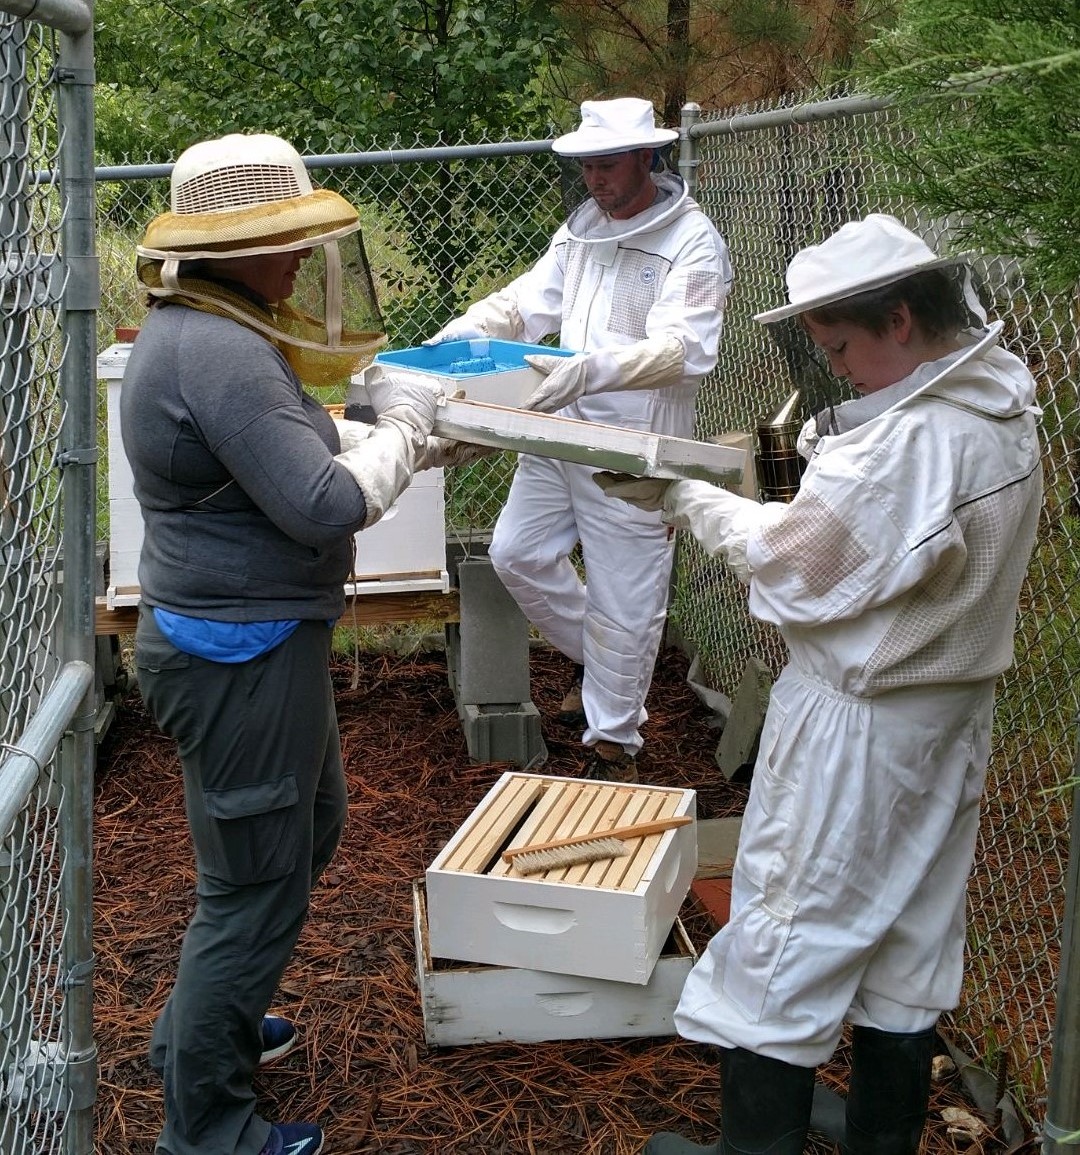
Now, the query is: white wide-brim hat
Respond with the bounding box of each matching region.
[754,213,965,323]
[552,98,678,158]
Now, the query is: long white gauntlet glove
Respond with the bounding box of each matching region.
[333,417,377,454]
[422,317,487,346]
[522,334,684,412]
[594,473,764,584]
[423,290,524,345]
[333,378,442,527]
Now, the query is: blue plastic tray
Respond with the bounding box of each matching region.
[374,339,575,379]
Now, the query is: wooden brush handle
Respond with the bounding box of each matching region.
[502,814,692,861]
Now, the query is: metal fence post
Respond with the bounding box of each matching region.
[678,101,702,200]
[1043,729,1080,1151]
[52,1,100,1150]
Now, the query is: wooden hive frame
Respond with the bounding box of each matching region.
[438,773,689,891]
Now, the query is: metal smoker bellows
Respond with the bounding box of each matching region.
[756,390,805,503]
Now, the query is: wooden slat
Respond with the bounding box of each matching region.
[95,589,460,636]
[492,781,615,878]
[574,789,659,889]
[441,774,545,874]
[617,795,684,892]
[541,787,642,886]
[484,778,690,891]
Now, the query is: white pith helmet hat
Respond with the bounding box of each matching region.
[552,98,678,158]
[137,133,360,260]
[754,214,966,323]
[136,133,386,385]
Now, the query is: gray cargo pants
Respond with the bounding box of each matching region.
[135,606,347,1155]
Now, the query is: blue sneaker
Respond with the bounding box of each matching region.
[259,1015,297,1066]
[258,1122,324,1155]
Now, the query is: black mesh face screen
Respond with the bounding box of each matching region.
[762,315,853,420]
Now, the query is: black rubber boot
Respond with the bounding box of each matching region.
[841,1025,936,1155]
[645,1046,815,1154]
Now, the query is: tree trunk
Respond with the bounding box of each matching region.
[664,0,691,126]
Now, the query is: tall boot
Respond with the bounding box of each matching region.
[646,1046,815,1154]
[841,1025,935,1155]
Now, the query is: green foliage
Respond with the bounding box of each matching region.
[857,0,1080,291]
[93,0,565,160]
[93,1,567,325]
[728,0,811,52]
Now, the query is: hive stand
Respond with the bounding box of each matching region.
[444,551,546,768]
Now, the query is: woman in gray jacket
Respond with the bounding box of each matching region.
[123,132,439,1155]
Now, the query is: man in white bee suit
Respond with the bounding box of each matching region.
[426,97,732,781]
[598,214,1044,1152]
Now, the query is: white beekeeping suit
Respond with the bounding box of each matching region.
[667,327,1043,1059]
[429,98,732,780]
[598,214,1044,1155]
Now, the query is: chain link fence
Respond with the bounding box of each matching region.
[683,90,1080,1127]
[0,4,98,1153]
[88,92,1080,1137]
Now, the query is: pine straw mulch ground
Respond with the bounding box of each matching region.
[93,643,1022,1154]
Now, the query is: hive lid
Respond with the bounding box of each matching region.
[433,397,745,485]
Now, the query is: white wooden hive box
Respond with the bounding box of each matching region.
[350,348,746,486]
[424,772,697,985]
[413,878,697,1047]
[431,398,745,484]
[99,344,449,607]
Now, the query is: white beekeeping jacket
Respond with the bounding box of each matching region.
[664,327,1044,695]
[464,171,733,439]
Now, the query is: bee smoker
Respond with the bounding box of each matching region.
[755,390,805,503]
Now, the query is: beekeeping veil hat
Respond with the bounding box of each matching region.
[552,98,678,158]
[754,214,979,324]
[137,132,385,385]
[552,98,680,219]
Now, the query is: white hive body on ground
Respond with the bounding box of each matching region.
[415,772,700,1046]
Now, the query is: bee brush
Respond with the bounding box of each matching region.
[503,815,693,875]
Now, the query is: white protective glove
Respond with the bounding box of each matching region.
[522,334,684,413]
[422,317,488,346]
[423,290,524,346]
[595,473,767,584]
[333,417,377,454]
[333,377,443,527]
[592,471,674,512]
[415,436,498,472]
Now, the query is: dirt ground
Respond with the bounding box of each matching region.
[92,641,1014,1154]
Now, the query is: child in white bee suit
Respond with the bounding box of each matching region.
[597,214,1044,1154]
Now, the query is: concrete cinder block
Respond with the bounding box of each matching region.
[459,702,546,767]
[715,657,773,779]
[451,557,531,706]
